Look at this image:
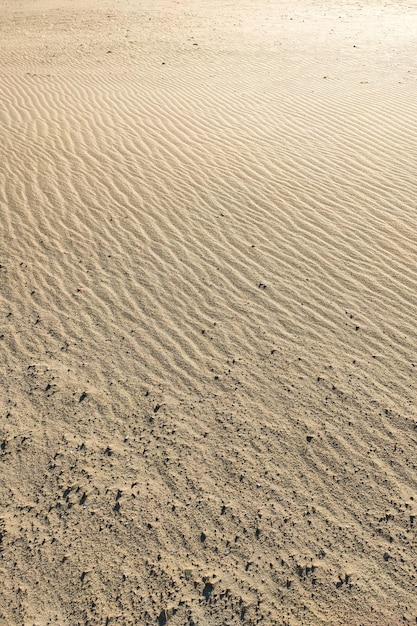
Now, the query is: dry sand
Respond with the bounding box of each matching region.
[1,0,417,624]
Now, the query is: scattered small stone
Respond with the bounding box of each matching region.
[306,435,313,443]
[202,582,214,599]
[336,577,344,588]
[79,392,87,402]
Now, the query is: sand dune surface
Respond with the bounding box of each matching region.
[1,1,417,624]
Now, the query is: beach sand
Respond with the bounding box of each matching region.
[1,0,417,624]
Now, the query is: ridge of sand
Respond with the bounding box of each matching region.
[1,1,417,624]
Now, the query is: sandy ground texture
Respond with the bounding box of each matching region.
[1,0,417,624]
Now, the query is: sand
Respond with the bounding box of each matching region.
[1,0,417,624]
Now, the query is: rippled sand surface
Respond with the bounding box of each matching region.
[1,1,417,624]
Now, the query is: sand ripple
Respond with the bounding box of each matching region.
[1,1,417,624]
